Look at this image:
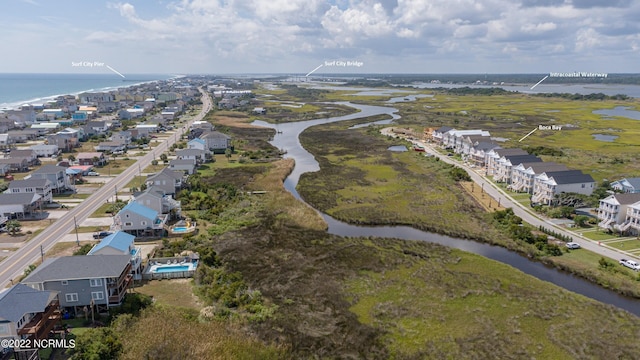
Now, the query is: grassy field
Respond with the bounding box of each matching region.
[391,91,640,181]
[133,279,202,310]
[297,119,514,246]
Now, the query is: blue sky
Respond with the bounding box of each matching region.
[1,0,639,74]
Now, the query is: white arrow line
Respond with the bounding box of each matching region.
[306,64,323,77]
[519,127,538,142]
[106,65,126,78]
[530,75,548,90]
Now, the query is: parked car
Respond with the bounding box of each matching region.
[93,231,112,239]
[87,171,100,176]
[565,242,581,249]
[619,259,640,271]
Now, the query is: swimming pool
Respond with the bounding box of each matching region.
[148,262,198,274]
[172,227,188,232]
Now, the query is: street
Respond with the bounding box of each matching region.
[382,128,640,263]
[0,88,212,288]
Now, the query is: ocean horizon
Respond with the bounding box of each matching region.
[0,73,175,109]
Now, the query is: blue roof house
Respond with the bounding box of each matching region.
[88,231,142,276]
[114,202,168,238]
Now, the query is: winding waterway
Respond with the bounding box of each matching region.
[252,102,640,317]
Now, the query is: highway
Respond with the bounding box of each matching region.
[382,128,639,264]
[0,88,212,288]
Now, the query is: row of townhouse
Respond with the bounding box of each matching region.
[432,126,596,206]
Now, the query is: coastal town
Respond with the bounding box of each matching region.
[2,76,640,359]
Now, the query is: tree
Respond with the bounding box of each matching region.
[225,147,232,161]
[69,327,123,360]
[92,156,100,166]
[573,215,590,228]
[68,154,76,162]
[6,220,21,235]
[160,153,168,164]
[151,159,158,166]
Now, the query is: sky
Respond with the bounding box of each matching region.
[1,0,639,75]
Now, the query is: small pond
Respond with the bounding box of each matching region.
[592,134,619,142]
[387,145,408,152]
[593,106,640,120]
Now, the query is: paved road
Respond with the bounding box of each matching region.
[382,128,639,263]
[0,88,212,288]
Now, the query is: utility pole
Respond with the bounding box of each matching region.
[40,245,44,263]
[114,185,118,202]
[73,216,79,246]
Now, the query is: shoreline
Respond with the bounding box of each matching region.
[0,73,176,110]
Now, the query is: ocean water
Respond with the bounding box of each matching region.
[0,73,174,109]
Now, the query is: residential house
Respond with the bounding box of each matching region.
[21,255,132,313]
[253,107,266,115]
[132,186,181,219]
[623,202,640,235]
[176,149,207,163]
[191,121,214,132]
[145,168,184,195]
[6,179,53,203]
[485,148,529,177]
[0,158,29,172]
[458,134,492,155]
[114,202,168,237]
[611,178,640,194]
[200,131,231,153]
[187,138,208,152]
[110,131,132,144]
[95,141,127,153]
[30,144,59,157]
[0,193,42,218]
[31,165,73,193]
[509,162,569,193]
[442,129,490,150]
[77,152,106,166]
[133,124,158,138]
[169,159,197,175]
[87,231,143,277]
[493,155,542,183]
[469,141,501,167]
[431,126,455,144]
[8,129,39,143]
[597,193,640,232]
[83,120,110,138]
[0,134,15,149]
[0,163,10,177]
[531,171,596,205]
[0,284,61,343]
[8,149,38,166]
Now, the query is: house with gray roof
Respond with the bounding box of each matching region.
[0,193,42,219]
[176,148,207,163]
[200,131,231,153]
[145,168,184,195]
[0,157,29,172]
[493,154,542,183]
[509,162,569,194]
[611,178,640,194]
[169,158,197,175]
[21,255,132,313]
[532,170,595,205]
[31,165,73,193]
[485,148,529,176]
[0,283,60,343]
[5,179,53,203]
[133,186,181,220]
